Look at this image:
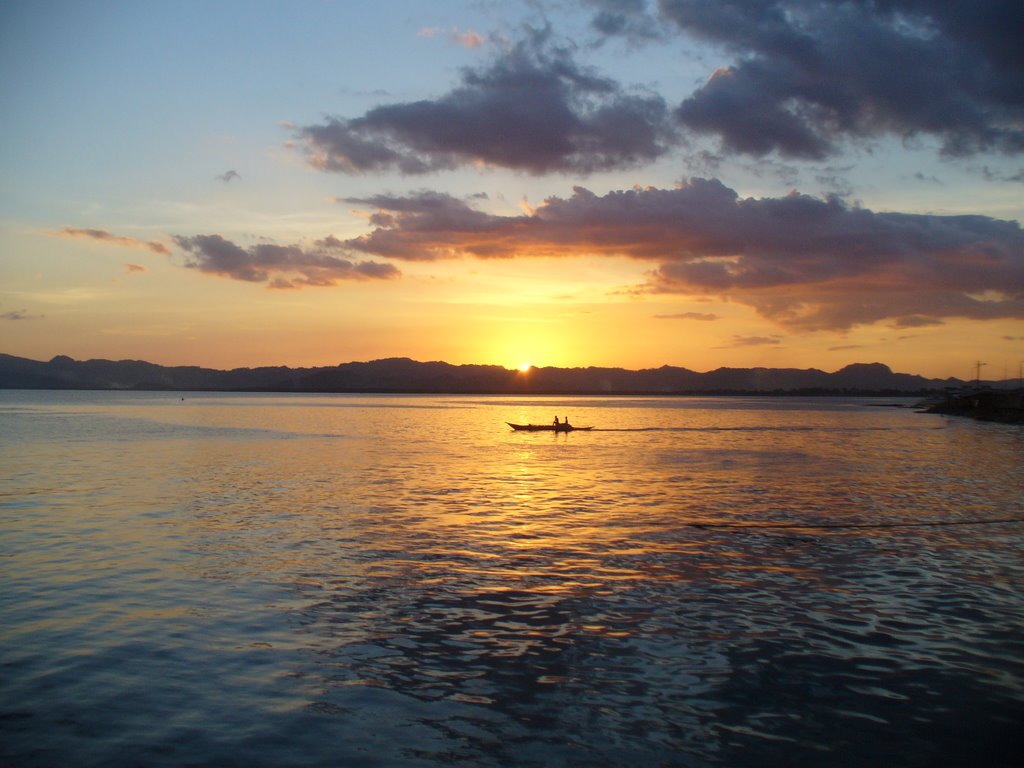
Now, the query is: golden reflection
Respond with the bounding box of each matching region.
[7,389,1023,768]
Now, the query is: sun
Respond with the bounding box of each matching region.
[517,363,532,373]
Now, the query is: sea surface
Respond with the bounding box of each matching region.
[1,390,1022,767]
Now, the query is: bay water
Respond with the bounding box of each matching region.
[2,391,1022,766]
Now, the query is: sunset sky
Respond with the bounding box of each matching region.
[2,0,1022,379]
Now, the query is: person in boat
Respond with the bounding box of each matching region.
[553,416,560,427]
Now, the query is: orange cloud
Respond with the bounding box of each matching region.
[418,26,485,48]
[341,180,1024,331]
[450,27,484,48]
[58,227,170,256]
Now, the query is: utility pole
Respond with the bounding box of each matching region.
[974,360,986,389]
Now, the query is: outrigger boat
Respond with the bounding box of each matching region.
[506,422,594,432]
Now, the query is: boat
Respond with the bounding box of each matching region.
[506,422,594,432]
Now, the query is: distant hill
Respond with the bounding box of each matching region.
[0,353,966,394]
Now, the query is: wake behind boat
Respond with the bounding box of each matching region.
[507,422,594,432]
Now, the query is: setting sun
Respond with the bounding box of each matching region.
[518,363,532,373]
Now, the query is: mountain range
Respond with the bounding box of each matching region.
[0,353,968,394]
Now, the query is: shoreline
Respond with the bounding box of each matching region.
[924,390,1024,424]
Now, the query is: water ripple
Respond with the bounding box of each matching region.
[2,392,1022,767]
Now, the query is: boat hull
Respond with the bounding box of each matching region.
[506,423,593,432]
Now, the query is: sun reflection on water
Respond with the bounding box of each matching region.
[2,392,1023,767]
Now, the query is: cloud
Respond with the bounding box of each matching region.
[217,170,241,182]
[58,227,171,255]
[298,29,673,175]
[297,4,1022,178]
[594,0,1024,159]
[171,234,400,288]
[718,335,784,348]
[2,308,41,321]
[124,263,147,273]
[889,315,944,329]
[654,311,718,321]
[340,178,1024,331]
[448,27,485,48]
[584,0,663,43]
[982,166,1024,183]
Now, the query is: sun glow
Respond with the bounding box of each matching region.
[518,363,532,373]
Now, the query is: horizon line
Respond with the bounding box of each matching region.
[2,351,996,383]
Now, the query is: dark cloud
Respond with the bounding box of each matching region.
[2,309,39,321]
[172,234,400,288]
[676,0,1024,157]
[584,0,663,43]
[217,170,241,182]
[340,178,1024,330]
[342,191,510,260]
[982,166,1024,183]
[299,29,673,175]
[594,0,1024,159]
[297,3,1022,177]
[889,315,944,328]
[58,227,170,255]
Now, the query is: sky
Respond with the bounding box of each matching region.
[1,0,1022,380]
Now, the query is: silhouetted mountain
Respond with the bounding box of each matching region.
[0,353,968,394]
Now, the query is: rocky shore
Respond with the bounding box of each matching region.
[925,390,1024,424]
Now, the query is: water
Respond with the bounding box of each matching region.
[1,391,1022,767]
